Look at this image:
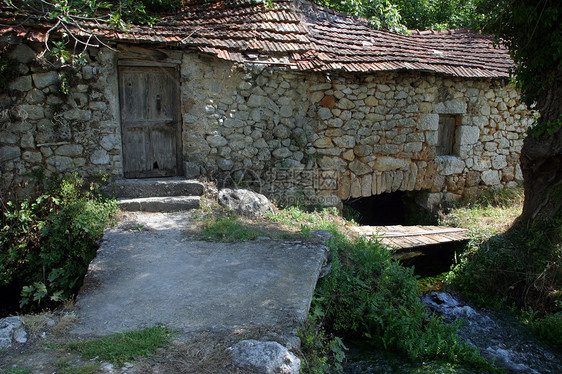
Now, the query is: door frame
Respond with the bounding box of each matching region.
[117,60,183,178]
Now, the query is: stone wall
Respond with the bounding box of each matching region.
[0,42,121,198]
[0,42,533,206]
[180,53,532,207]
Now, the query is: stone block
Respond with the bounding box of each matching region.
[333,135,355,148]
[0,146,21,162]
[349,160,371,175]
[56,144,83,156]
[319,95,337,110]
[22,151,42,164]
[418,114,439,131]
[0,131,19,144]
[272,147,292,158]
[436,156,465,175]
[481,170,500,186]
[9,44,36,63]
[20,104,44,120]
[354,144,372,157]
[217,158,234,171]
[361,174,372,196]
[435,100,467,114]
[457,126,480,145]
[403,142,423,153]
[492,155,507,170]
[91,149,110,165]
[47,155,74,171]
[373,156,409,171]
[63,109,92,121]
[207,135,228,148]
[337,98,355,110]
[9,75,32,91]
[314,137,333,148]
[32,72,59,89]
[318,107,332,120]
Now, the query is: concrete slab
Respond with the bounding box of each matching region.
[106,178,205,198]
[71,212,328,340]
[118,196,201,212]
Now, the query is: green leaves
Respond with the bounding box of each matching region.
[2,173,118,311]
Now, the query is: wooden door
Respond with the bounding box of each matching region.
[119,66,181,178]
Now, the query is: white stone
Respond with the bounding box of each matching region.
[219,190,274,217]
[481,170,501,186]
[207,135,228,148]
[492,155,507,170]
[318,107,332,120]
[101,134,119,151]
[272,147,292,158]
[457,126,480,145]
[91,149,110,165]
[436,156,465,175]
[435,100,467,114]
[418,114,439,131]
[333,135,355,148]
[373,156,409,171]
[217,158,234,170]
[349,160,371,175]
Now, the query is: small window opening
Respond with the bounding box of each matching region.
[436,114,459,156]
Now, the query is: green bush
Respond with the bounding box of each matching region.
[0,173,118,310]
[313,232,495,370]
[299,305,347,374]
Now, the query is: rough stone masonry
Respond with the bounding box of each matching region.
[0,42,532,207]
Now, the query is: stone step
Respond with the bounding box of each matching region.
[118,196,201,213]
[107,178,205,199]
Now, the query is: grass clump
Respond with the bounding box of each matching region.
[3,368,31,374]
[0,173,118,312]
[56,361,99,374]
[440,187,523,243]
[201,215,260,241]
[66,326,172,366]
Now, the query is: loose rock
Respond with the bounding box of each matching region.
[230,340,300,374]
[218,188,274,216]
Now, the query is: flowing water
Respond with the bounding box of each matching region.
[344,292,561,373]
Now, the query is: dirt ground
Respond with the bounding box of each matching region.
[1,308,296,373]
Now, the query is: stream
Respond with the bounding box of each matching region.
[344,292,561,373]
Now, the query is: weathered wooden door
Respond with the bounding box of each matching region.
[119,66,181,178]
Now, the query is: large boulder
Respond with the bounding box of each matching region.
[218,188,273,216]
[229,340,300,374]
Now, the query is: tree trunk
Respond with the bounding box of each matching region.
[519,75,562,224]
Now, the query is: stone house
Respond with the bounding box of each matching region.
[0,0,532,208]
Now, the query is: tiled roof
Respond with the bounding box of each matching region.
[0,0,512,78]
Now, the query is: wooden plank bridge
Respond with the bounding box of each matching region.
[351,225,468,251]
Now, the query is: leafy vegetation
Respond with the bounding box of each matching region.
[0,173,118,312]
[66,326,172,366]
[313,232,496,371]
[298,307,347,374]
[441,188,561,350]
